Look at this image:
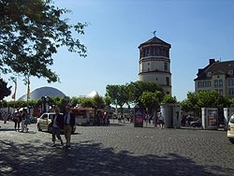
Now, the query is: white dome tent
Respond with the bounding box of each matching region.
[87,91,99,98]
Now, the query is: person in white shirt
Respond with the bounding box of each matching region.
[158,112,164,129]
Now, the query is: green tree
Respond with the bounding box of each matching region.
[106,84,129,115]
[181,90,231,117]
[0,78,11,100]
[128,81,163,108]
[105,85,119,106]
[93,95,105,109]
[0,0,87,83]
[197,90,230,109]
[162,94,177,104]
[181,92,201,116]
[104,96,112,107]
[140,90,163,114]
[80,97,94,108]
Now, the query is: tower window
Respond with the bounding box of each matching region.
[166,77,170,85]
[144,48,150,56]
[164,62,168,71]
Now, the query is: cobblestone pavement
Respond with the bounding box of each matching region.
[0,120,234,176]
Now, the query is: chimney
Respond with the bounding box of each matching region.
[209,59,216,65]
[197,69,203,76]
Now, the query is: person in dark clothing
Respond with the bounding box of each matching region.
[63,106,75,149]
[17,110,22,131]
[51,108,64,147]
[13,109,20,131]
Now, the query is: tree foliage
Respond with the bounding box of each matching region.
[0,0,87,82]
[93,95,105,109]
[162,94,177,104]
[140,90,163,113]
[0,78,11,100]
[127,81,164,108]
[181,90,231,116]
[106,84,129,114]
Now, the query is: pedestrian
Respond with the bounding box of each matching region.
[24,111,31,132]
[17,110,22,131]
[3,112,8,124]
[12,109,20,131]
[51,108,64,147]
[63,106,75,149]
[21,109,28,132]
[158,112,164,129]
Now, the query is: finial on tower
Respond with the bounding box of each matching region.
[152,30,156,37]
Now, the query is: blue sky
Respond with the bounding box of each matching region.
[3,0,234,101]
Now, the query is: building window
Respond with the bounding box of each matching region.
[229,88,234,96]
[228,79,234,86]
[214,80,219,88]
[198,81,203,88]
[166,77,169,86]
[156,48,160,56]
[164,62,168,71]
[207,72,212,77]
[228,70,234,75]
[206,81,211,87]
[198,81,211,88]
[219,79,223,87]
[219,89,223,95]
[144,48,150,56]
[152,47,156,56]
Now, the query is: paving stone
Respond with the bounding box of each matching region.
[0,120,234,176]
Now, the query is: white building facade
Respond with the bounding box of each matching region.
[138,36,172,95]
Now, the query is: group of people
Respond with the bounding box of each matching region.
[51,105,75,149]
[12,108,30,132]
[95,111,109,126]
[11,105,75,149]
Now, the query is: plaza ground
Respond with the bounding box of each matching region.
[0,120,234,176]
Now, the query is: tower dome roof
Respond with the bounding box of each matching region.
[138,36,171,48]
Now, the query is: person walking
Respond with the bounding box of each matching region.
[17,110,22,131]
[51,108,64,147]
[13,109,20,131]
[63,106,75,149]
[20,109,28,132]
[158,112,165,129]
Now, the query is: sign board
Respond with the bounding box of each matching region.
[134,107,144,127]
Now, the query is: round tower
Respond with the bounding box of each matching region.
[138,35,172,95]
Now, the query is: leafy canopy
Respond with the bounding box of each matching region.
[0,78,11,100]
[0,0,87,82]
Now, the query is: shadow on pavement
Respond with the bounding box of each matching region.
[0,139,233,176]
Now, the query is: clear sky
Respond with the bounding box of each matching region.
[2,0,234,101]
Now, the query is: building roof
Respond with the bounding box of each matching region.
[194,59,234,81]
[18,86,66,101]
[138,36,171,48]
